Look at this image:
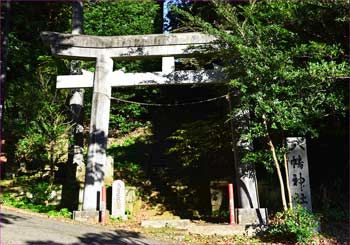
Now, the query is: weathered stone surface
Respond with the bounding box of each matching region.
[141,219,190,230]
[141,220,166,229]
[41,32,216,49]
[82,55,113,211]
[125,186,137,213]
[287,137,312,212]
[244,224,269,237]
[234,110,260,209]
[51,45,203,59]
[162,56,175,74]
[111,180,127,220]
[104,156,114,186]
[188,223,245,236]
[141,220,265,237]
[165,220,191,230]
[236,208,268,225]
[73,210,99,223]
[210,180,229,213]
[57,69,226,89]
[41,32,217,59]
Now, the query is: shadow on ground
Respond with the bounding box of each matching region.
[0,212,26,227]
[26,229,154,245]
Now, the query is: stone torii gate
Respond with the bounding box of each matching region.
[41,31,266,224]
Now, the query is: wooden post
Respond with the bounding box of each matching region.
[83,55,113,211]
[100,185,107,224]
[228,183,235,224]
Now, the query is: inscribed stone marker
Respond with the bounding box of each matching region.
[112,180,127,220]
[287,137,312,212]
[234,109,259,208]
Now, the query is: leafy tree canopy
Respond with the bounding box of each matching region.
[176,0,349,209]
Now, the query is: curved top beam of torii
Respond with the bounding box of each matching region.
[41,31,217,59]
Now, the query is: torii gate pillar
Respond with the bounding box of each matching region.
[83,55,113,211]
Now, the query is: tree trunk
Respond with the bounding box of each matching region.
[269,138,287,210]
[263,116,287,210]
[283,145,293,209]
[61,1,85,211]
[70,2,84,166]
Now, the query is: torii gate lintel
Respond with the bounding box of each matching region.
[41,31,217,60]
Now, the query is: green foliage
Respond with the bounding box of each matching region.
[107,127,152,187]
[2,192,71,218]
[47,208,72,219]
[4,3,71,175]
[13,176,60,204]
[211,209,229,220]
[167,118,231,167]
[26,182,53,205]
[114,160,145,185]
[325,207,348,222]
[5,2,162,177]
[179,0,349,150]
[177,0,349,207]
[1,174,71,217]
[14,56,70,176]
[83,1,162,134]
[15,112,69,173]
[109,98,146,134]
[268,205,319,243]
[84,0,160,36]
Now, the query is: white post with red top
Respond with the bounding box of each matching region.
[228,183,235,224]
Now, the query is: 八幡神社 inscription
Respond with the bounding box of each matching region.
[287,137,312,212]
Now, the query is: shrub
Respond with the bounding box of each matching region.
[268,205,319,243]
[26,182,52,205]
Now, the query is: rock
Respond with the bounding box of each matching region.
[141,219,191,230]
[188,224,246,236]
[236,208,268,225]
[73,210,100,224]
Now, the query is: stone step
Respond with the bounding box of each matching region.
[141,219,267,237]
[141,219,191,230]
[188,223,246,236]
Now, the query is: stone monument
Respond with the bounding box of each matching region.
[112,180,127,220]
[287,137,312,212]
